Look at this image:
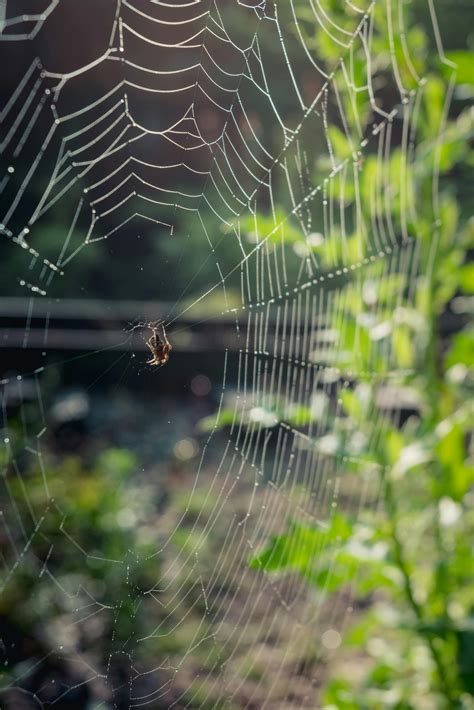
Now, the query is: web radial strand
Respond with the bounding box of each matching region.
[0,0,457,706]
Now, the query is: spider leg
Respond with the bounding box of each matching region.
[146,335,155,351]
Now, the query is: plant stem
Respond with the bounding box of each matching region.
[382,472,458,707]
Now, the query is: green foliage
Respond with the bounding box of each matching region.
[442,52,474,87]
[246,5,474,707]
[248,218,473,708]
[0,448,160,662]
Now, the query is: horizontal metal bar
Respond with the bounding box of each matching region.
[0,327,242,352]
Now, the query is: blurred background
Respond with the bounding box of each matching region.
[0,1,473,708]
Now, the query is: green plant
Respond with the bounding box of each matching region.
[246,5,473,708]
[0,447,160,684]
[248,205,473,709]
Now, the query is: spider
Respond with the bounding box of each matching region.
[145,321,172,366]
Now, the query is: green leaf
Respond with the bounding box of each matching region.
[392,325,414,369]
[422,75,444,139]
[439,195,459,248]
[459,263,474,294]
[248,514,352,574]
[436,421,464,469]
[445,328,474,369]
[340,389,363,420]
[197,408,236,432]
[321,678,363,709]
[435,418,472,499]
[238,210,303,246]
[286,404,313,427]
[384,428,405,466]
[327,126,353,161]
[443,51,474,87]
[369,662,396,687]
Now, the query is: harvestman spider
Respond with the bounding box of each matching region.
[145,321,172,366]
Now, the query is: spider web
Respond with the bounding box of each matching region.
[0,0,458,707]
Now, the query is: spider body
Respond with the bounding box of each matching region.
[146,322,172,366]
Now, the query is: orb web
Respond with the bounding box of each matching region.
[0,0,458,707]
